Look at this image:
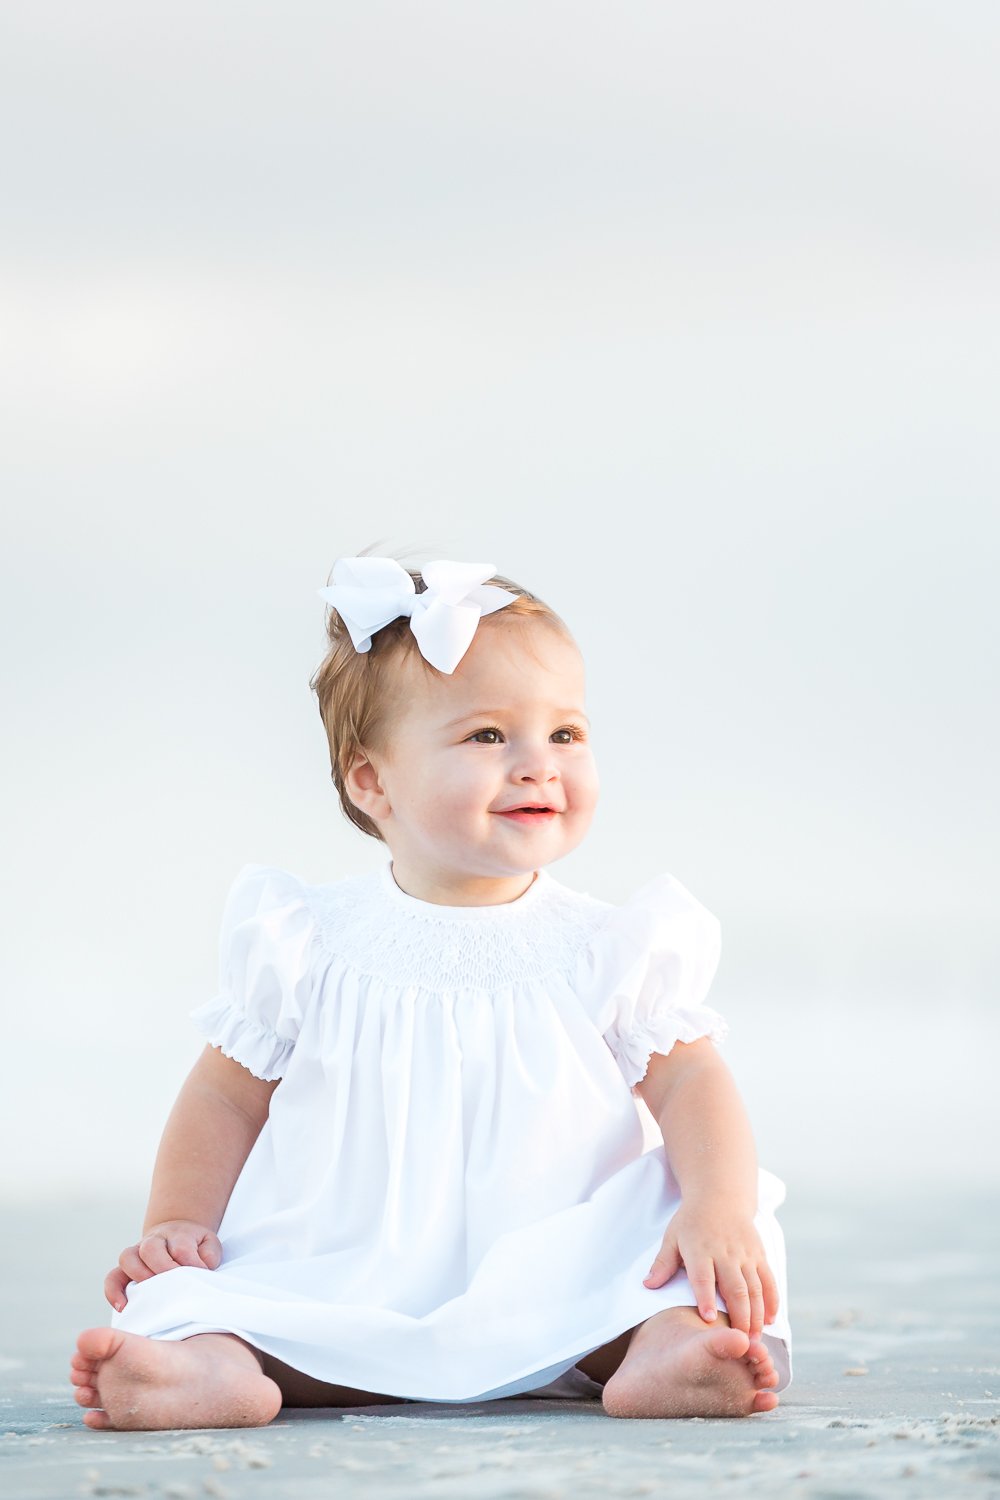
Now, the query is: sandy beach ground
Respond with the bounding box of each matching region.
[2,1189,997,1500]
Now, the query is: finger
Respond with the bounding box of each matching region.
[165,1232,211,1270]
[717,1262,752,1334]
[165,1229,222,1271]
[742,1265,765,1338]
[118,1246,154,1284]
[760,1261,780,1324]
[643,1237,681,1288]
[197,1231,223,1270]
[686,1258,719,1323]
[137,1234,182,1275]
[103,1268,130,1312]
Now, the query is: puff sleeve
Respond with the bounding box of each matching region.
[189,865,321,1081]
[576,874,729,1091]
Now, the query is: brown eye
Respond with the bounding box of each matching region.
[468,727,503,744]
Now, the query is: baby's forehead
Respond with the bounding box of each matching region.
[390,626,584,716]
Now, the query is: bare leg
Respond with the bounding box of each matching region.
[601,1308,781,1419]
[70,1327,283,1431]
[576,1326,636,1385]
[260,1352,410,1407]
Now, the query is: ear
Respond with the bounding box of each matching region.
[344,749,392,824]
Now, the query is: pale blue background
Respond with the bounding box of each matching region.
[2,1,997,1198]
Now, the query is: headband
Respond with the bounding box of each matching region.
[317,557,519,674]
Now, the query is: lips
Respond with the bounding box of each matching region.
[496,806,559,823]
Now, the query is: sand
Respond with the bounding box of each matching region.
[2,1189,998,1500]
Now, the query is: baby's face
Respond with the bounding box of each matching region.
[370,619,599,900]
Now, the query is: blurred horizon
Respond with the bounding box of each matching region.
[2,1,997,1197]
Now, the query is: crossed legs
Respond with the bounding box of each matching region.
[71,1307,779,1431]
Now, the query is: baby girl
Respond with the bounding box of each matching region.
[70,554,791,1428]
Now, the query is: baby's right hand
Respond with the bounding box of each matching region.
[104,1221,223,1312]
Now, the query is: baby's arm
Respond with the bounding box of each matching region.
[105,1045,278,1311]
[635,1037,779,1339]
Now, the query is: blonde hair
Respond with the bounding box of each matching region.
[309,553,574,842]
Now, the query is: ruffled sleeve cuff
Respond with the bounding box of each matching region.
[189,991,296,1082]
[190,864,321,1082]
[604,1002,730,1091]
[575,872,728,1092]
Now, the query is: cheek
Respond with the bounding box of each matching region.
[415,760,486,818]
[573,754,600,810]
[446,761,493,807]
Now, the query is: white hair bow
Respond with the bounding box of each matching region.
[317,557,519,674]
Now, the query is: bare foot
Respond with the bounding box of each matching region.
[602,1308,781,1419]
[70,1327,283,1431]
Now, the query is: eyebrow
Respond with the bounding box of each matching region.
[443,708,591,728]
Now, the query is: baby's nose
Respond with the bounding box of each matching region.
[516,754,559,781]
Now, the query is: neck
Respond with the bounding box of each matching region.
[387,860,538,907]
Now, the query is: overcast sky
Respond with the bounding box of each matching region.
[2,2,997,1198]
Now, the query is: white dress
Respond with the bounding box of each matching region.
[112,859,792,1402]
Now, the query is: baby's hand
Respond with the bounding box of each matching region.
[104,1220,223,1312]
[642,1201,779,1339]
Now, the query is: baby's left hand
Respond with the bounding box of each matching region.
[642,1201,779,1338]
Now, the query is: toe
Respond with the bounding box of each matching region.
[705,1326,751,1362]
[744,1339,775,1382]
[82,1408,112,1430]
[76,1327,124,1363]
[751,1389,779,1413]
[74,1386,99,1408]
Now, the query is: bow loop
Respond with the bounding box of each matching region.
[317,556,518,673]
[419,560,495,605]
